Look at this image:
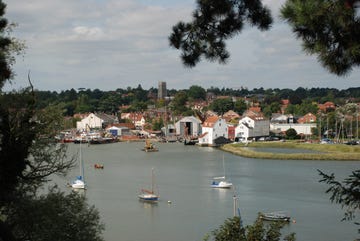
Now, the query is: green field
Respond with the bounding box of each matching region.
[220,141,360,160]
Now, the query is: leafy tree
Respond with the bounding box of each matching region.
[0,2,105,240]
[170,90,189,115]
[281,0,360,76]
[234,99,247,115]
[169,0,272,67]
[204,215,295,241]
[171,0,359,75]
[210,98,234,115]
[133,84,148,102]
[188,85,206,100]
[285,128,298,140]
[98,92,122,113]
[318,169,360,233]
[75,93,92,113]
[5,188,104,241]
[152,117,164,131]
[263,102,281,118]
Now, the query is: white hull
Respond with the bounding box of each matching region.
[138,193,158,201]
[211,180,233,188]
[72,179,86,189]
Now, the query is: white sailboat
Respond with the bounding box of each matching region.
[211,155,232,189]
[138,168,159,202]
[71,142,86,189]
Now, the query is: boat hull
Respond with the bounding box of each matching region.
[211,181,233,188]
[260,212,291,222]
[72,179,86,189]
[138,194,158,202]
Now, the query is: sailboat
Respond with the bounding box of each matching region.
[211,155,233,189]
[138,168,159,202]
[71,142,86,189]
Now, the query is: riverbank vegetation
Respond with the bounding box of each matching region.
[220,141,360,160]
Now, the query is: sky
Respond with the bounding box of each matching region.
[3,0,360,92]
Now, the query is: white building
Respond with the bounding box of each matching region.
[121,113,146,129]
[270,123,316,136]
[235,116,270,142]
[76,113,118,131]
[76,113,103,130]
[175,116,202,137]
[106,126,130,137]
[198,116,228,146]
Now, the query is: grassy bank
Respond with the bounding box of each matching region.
[220,141,360,160]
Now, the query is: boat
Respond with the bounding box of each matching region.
[184,139,197,145]
[89,137,118,144]
[259,211,291,222]
[71,142,86,189]
[142,139,159,152]
[211,155,232,188]
[138,168,159,202]
[94,163,104,169]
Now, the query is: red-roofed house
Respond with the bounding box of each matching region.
[121,113,146,129]
[198,116,228,146]
[318,102,335,113]
[297,113,317,124]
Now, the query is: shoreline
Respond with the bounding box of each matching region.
[220,142,360,161]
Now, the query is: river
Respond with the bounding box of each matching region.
[59,142,359,241]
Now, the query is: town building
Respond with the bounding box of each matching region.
[76,113,118,131]
[235,115,270,142]
[175,116,202,137]
[198,116,228,146]
[158,81,167,99]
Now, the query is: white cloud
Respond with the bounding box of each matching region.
[4,0,359,92]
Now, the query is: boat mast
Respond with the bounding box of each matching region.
[151,168,154,194]
[80,141,85,181]
[222,154,226,179]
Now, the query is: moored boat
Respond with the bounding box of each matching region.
[139,168,159,202]
[71,142,86,189]
[142,139,159,152]
[259,211,291,222]
[211,155,232,189]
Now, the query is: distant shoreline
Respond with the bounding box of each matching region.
[220,142,360,161]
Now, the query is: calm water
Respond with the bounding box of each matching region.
[59,142,359,241]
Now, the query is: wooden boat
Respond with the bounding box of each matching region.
[138,168,159,202]
[142,140,159,152]
[94,163,104,169]
[259,211,291,222]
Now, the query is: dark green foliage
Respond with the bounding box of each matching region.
[234,99,248,115]
[281,0,360,76]
[169,0,272,67]
[0,88,37,204]
[188,85,206,100]
[210,97,234,115]
[21,87,360,118]
[5,188,104,241]
[0,1,11,88]
[170,90,189,115]
[205,216,295,241]
[318,169,360,232]
[285,128,298,140]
